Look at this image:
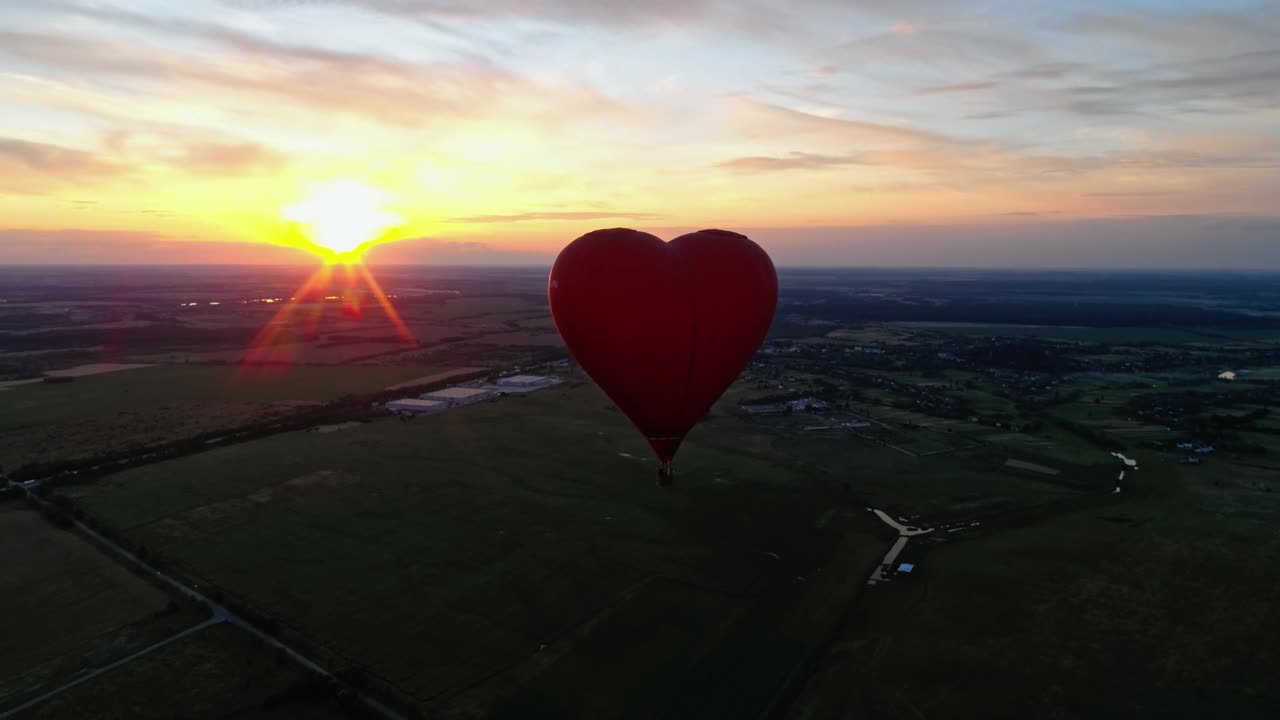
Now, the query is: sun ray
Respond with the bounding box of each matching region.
[238,264,333,373]
[237,180,416,381]
[355,262,416,344]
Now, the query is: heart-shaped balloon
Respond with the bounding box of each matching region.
[549,228,777,483]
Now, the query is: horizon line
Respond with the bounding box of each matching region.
[3,263,1280,274]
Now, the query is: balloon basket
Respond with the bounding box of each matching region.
[657,462,674,488]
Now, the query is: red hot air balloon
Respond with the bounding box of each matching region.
[549,228,778,486]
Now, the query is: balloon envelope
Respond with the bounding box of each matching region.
[548,228,777,466]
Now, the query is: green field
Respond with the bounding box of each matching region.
[981,425,1114,466]
[1237,366,1280,379]
[18,623,351,720]
[0,364,453,469]
[0,505,205,714]
[893,322,1222,345]
[69,382,903,714]
[788,458,1280,719]
[428,296,538,321]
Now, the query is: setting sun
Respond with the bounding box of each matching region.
[282,181,402,262]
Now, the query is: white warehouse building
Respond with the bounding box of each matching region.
[497,375,556,389]
[420,386,497,407]
[386,398,447,415]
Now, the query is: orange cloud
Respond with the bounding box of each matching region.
[0,137,125,193]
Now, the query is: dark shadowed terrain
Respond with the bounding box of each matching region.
[3,265,1279,719]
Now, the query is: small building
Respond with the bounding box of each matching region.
[386,398,447,415]
[788,398,827,412]
[1218,371,1237,381]
[421,386,497,407]
[742,397,826,416]
[497,374,555,389]
[898,563,915,573]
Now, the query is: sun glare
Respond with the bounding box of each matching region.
[282,180,402,262]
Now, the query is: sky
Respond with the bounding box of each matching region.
[1,0,1278,267]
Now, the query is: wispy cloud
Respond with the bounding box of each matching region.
[0,138,124,192]
[1081,190,1179,198]
[0,228,312,264]
[913,80,998,95]
[169,141,288,175]
[3,0,1280,265]
[445,211,666,223]
[0,138,119,175]
[1066,10,1280,56]
[836,19,1048,69]
[1058,50,1280,115]
[0,8,622,133]
[727,99,949,146]
[714,151,865,173]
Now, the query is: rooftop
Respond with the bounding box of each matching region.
[386,398,446,409]
[499,374,551,384]
[423,386,495,399]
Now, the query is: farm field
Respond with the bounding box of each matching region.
[15,623,354,720]
[7,265,1280,718]
[67,381,913,714]
[0,506,168,681]
[787,459,1280,720]
[0,364,453,469]
[0,505,214,715]
[889,322,1225,345]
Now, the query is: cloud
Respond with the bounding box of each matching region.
[0,13,621,132]
[727,99,948,146]
[1066,10,1280,57]
[0,138,124,193]
[445,210,666,223]
[274,0,904,40]
[0,228,311,264]
[745,214,1280,269]
[170,141,288,175]
[0,138,119,175]
[1027,147,1280,175]
[999,62,1086,80]
[365,236,553,265]
[913,80,998,95]
[1081,190,1179,198]
[760,82,840,104]
[1055,49,1280,116]
[836,19,1048,70]
[713,151,864,173]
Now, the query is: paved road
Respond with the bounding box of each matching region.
[15,489,406,720]
[866,508,936,585]
[0,619,220,719]
[1111,452,1139,493]
[871,509,934,537]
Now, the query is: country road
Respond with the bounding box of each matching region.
[871,509,934,537]
[14,488,407,720]
[0,619,221,719]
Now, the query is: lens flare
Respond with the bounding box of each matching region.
[282,180,401,262]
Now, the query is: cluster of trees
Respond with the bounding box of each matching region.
[0,324,266,352]
[11,368,501,482]
[958,341,1084,373]
[800,294,1280,331]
